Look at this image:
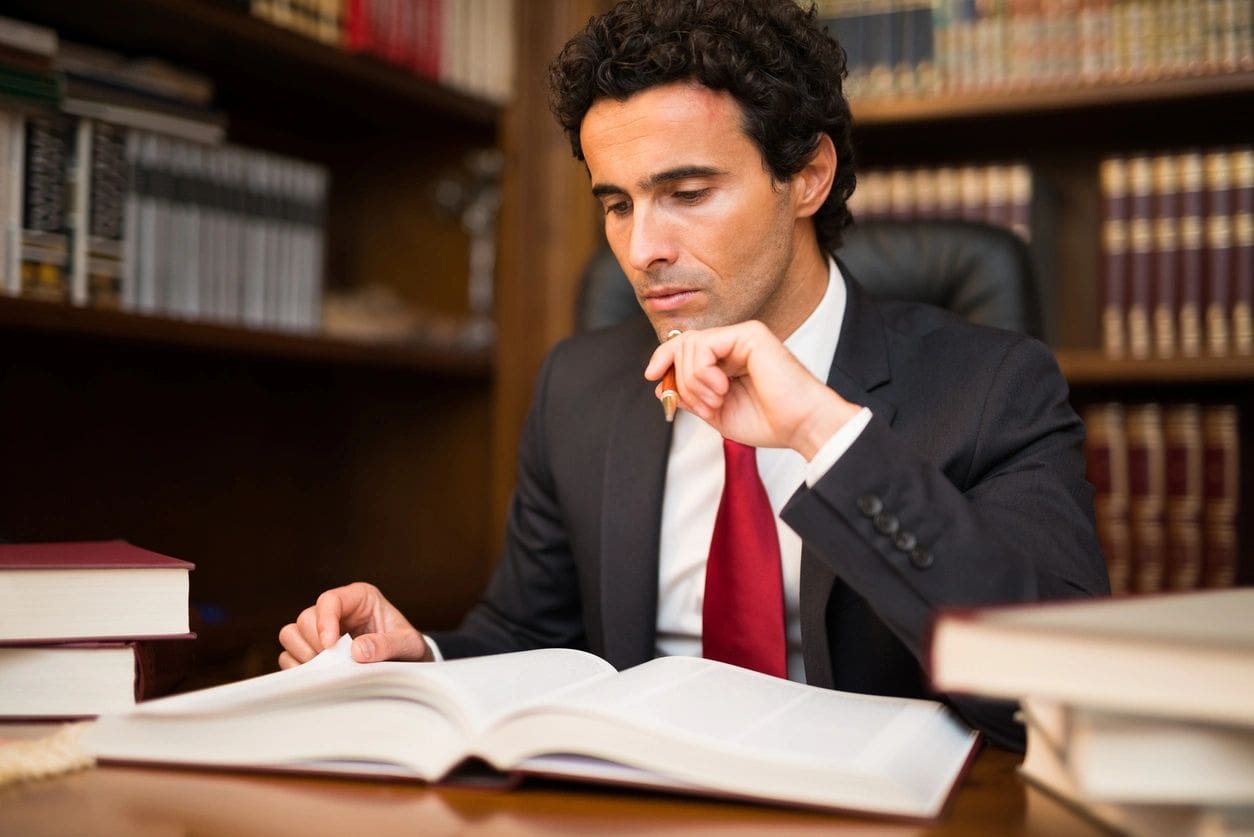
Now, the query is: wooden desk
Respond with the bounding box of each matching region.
[0,746,1102,836]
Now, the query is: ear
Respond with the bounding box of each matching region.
[792,133,837,220]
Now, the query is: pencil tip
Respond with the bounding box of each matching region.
[662,393,678,423]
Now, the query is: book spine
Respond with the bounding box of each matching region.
[1232,146,1253,355]
[1126,155,1155,360]
[1204,149,1232,356]
[1125,403,1166,593]
[1100,156,1129,357]
[1163,403,1204,591]
[0,110,21,296]
[87,120,128,310]
[20,114,74,304]
[1201,405,1240,588]
[1085,402,1131,594]
[1177,150,1206,358]
[1151,154,1179,357]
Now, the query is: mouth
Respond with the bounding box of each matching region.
[641,288,700,312]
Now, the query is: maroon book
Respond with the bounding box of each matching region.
[1177,151,1207,357]
[0,637,194,720]
[1100,157,1130,357]
[0,540,194,643]
[1127,157,1156,360]
[1232,146,1253,355]
[1204,150,1233,356]
[1164,404,1204,591]
[1201,406,1240,588]
[1152,154,1180,357]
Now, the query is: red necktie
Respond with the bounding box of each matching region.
[702,438,787,678]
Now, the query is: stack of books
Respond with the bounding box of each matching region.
[930,589,1254,836]
[0,540,194,720]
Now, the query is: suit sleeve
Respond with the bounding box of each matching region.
[426,349,587,659]
[780,335,1108,748]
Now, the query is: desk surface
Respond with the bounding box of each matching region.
[0,745,1102,836]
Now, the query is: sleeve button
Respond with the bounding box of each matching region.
[857,494,883,517]
[873,512,900,536]
[910,547,934,569]
[894,531,917,552]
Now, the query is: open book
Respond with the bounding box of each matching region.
[82,637,979,819]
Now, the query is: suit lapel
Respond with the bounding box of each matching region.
[599,326,671,669]
[801,270,898,687]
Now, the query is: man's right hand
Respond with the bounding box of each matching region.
[277,582,433,669]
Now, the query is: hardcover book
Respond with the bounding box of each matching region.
[81,637,980,819]
[0,540,193,643]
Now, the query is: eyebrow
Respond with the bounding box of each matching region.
[590,165,727,199]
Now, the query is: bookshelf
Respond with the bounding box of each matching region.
[0,0,513,685]
[848,65,1254,585]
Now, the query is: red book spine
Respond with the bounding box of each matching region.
[1177,151,1206,358]
[345,0,371,51]
[1101,157,1130,357]
[1125,403,1166,593]
[1085,403,1131,593]
[1164,404,1203,591]
[1201,405,1240,588]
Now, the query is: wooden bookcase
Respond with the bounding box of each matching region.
[852,74,1254,581]
[0,0,509,685]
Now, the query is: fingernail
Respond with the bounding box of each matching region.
[355,638,374,661]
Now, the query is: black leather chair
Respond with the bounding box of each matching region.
[575,219,1042,338]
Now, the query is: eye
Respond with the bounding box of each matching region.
[672,188,710,204]
[603,200,631,217]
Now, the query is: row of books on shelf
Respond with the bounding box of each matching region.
[0,541,194,720]
[1101,146,1254,360]
[247,0,516,105]
[0,15,329,333]
[1084,402,1241,597]
[848,161,1033,240]
[931,589,1254,836]
[817,0,1254,102]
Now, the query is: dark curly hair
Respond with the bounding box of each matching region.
[549,0,856,253]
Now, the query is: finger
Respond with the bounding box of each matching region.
[278,620,318,665]
[314,588,350,648]
[278,650,299,670]
[644,338,679,381]
[351,629,429,663]
[296,605,324,650]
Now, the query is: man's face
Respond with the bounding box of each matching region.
[581,82,810,338]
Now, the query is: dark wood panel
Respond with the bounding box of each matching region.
[0,329,492,685]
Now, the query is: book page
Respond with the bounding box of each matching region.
[481,656,978,816]
[121,637,615,732]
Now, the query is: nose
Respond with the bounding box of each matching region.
[624,204,677,273]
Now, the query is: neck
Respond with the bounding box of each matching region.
[759,235,830,341]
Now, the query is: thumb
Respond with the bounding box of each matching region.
[350,629,428,663]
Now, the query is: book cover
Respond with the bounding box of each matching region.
[1232,146,1253,355]
[1201,405,1240,589]
[1204,150,1232,356]
[1164,403,1204,591]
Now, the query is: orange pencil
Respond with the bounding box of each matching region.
[660,329,681,422]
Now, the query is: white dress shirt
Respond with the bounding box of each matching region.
[655,259,872,682]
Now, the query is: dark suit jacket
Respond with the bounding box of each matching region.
[430,275,1109,750]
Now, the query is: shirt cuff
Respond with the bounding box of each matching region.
[423,634,445,662]
[804,407,873,487]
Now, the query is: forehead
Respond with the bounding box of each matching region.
[580,82,754,183]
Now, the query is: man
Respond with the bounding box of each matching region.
[279,0,1107,750]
